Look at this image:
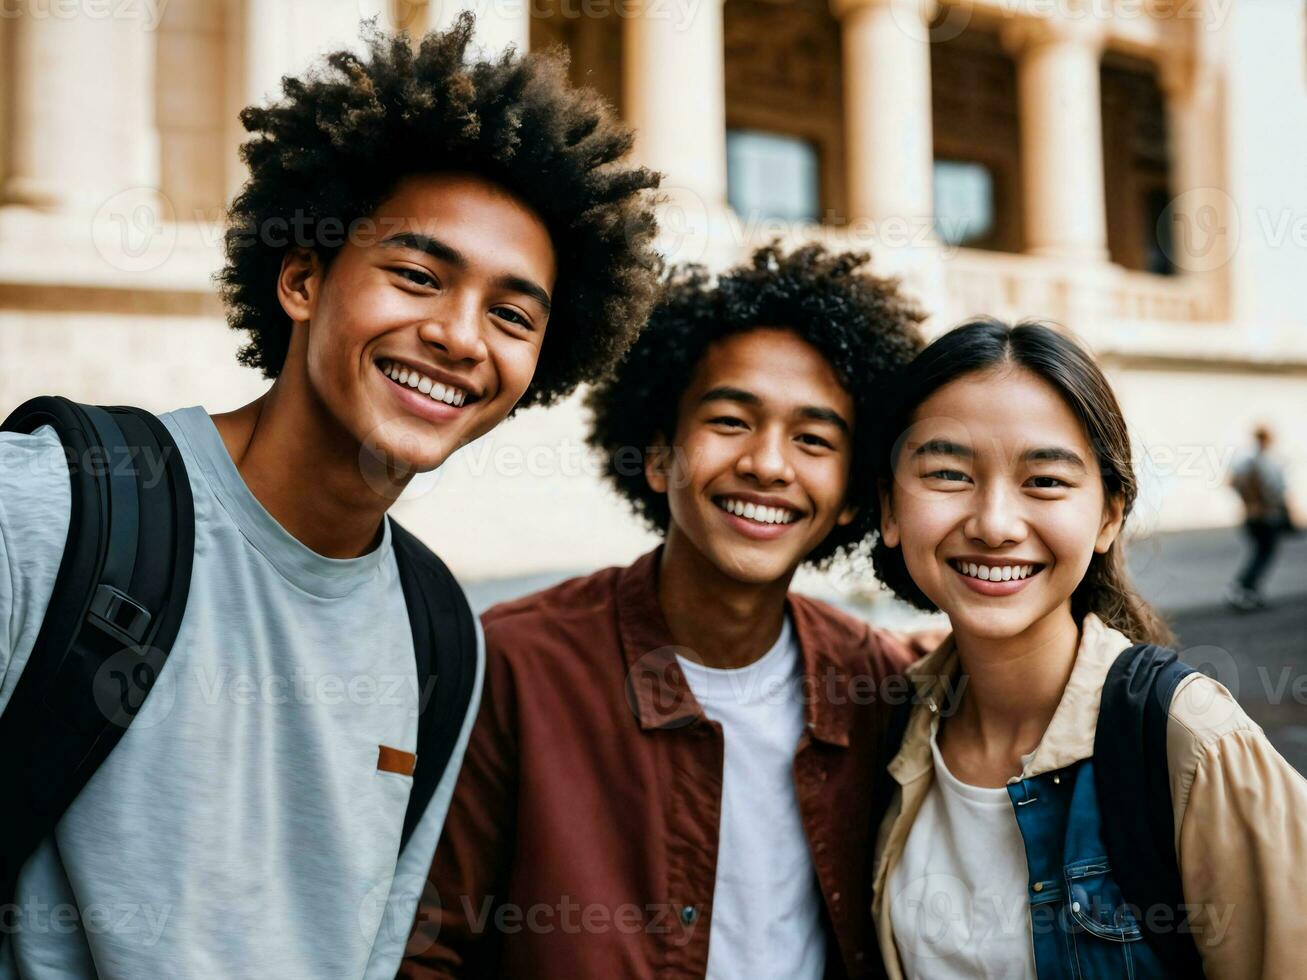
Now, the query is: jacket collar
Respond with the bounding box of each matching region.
[887,613,1133,786]
[616,547,855,747]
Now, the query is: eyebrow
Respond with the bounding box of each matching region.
[913,439,973,460]
[1024,447,1087,470]
[379,232,553,313]
[913,439,1087,471]
[698,386,851,435]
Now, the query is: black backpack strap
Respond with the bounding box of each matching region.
[1094,642,1205,977]
[389,519,479,853]
[0,397,193,906]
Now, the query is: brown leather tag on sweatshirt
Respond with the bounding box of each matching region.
[377,745,417,777]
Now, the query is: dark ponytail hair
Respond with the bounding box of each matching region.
[871,317,1174,647]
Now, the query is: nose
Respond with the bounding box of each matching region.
[418,294,487,365]
[963,482,1027,548]
[736,425,795,487]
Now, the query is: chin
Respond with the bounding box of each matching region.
[703,539,797,586]
[368,413,465,467]
[355,426,454,487]
[957,615,1031,641]
[945,603,1044,642]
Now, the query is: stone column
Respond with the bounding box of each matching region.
[832,0,937,230]
[623,0,729,218]
[2,7,158,212]
[1002,18,1108,261]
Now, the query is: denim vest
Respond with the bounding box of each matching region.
[1007,756,1167,978]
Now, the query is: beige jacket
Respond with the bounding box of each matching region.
[871,613,1307,980]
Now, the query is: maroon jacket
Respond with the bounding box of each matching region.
[400,549,917,979]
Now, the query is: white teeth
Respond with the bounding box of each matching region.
[380,361,471,409]
[954,561,1039,582]
[718,498,796,525]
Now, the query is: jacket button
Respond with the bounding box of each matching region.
[831,891,841,903]
[1071,901,1081,913]
[815,841,826,853]
[1033,882,1043,893]
[680,905,698,925]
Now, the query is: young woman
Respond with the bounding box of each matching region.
[868,318,1307,979]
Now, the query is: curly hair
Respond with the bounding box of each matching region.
[216,13,661,409]
[586,242,926,567]
[870,318,1174,645]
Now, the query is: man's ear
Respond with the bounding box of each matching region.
[878,480,900,548]
[277,247,322,325]
[1094,493,1126,554]
[644,434,670,495]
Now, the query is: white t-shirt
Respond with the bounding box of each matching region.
[887,716,1036,980]
[0,408,484,979]
[676,616,825,980]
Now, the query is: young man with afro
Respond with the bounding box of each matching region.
[0,15,658,978]
[402,243,929,979]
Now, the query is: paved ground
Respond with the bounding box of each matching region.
[1125,524,1307,616]
[1129,526,1307,773]
[465,525,1307,771]
[1168,598,1307,773]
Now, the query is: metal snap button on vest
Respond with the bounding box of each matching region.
[681,905,698,925]
[1033,882,1044,893]
[1053,774,1061,785]
[1071,901,1082,913]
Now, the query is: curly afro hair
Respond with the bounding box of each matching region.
[586,242,926,567]
[216,13,662,409]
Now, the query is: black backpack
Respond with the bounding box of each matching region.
[871,642,1205,978]
[1094,642,1205,977]
[0,396,479,912]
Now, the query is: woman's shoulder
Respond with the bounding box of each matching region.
[1167,670,1260,749]
[1165,670,1268,813]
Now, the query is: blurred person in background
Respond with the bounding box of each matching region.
[1227,425,1295,611]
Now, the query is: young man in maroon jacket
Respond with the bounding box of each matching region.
[401,243,930,979]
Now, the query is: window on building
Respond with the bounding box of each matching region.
[723,0,844,223]
[1143,185,1176,275]
[933,160,996,247]
[929,26,1023,252]
[726,129,821,223]
[1102,55,1176,275]
[529,1,623,111]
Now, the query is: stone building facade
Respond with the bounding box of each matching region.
[1,0,1303,584]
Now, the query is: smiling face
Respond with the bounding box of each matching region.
[880,364,1124,642]
[646,327,858,586]
[278,172,556,479]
